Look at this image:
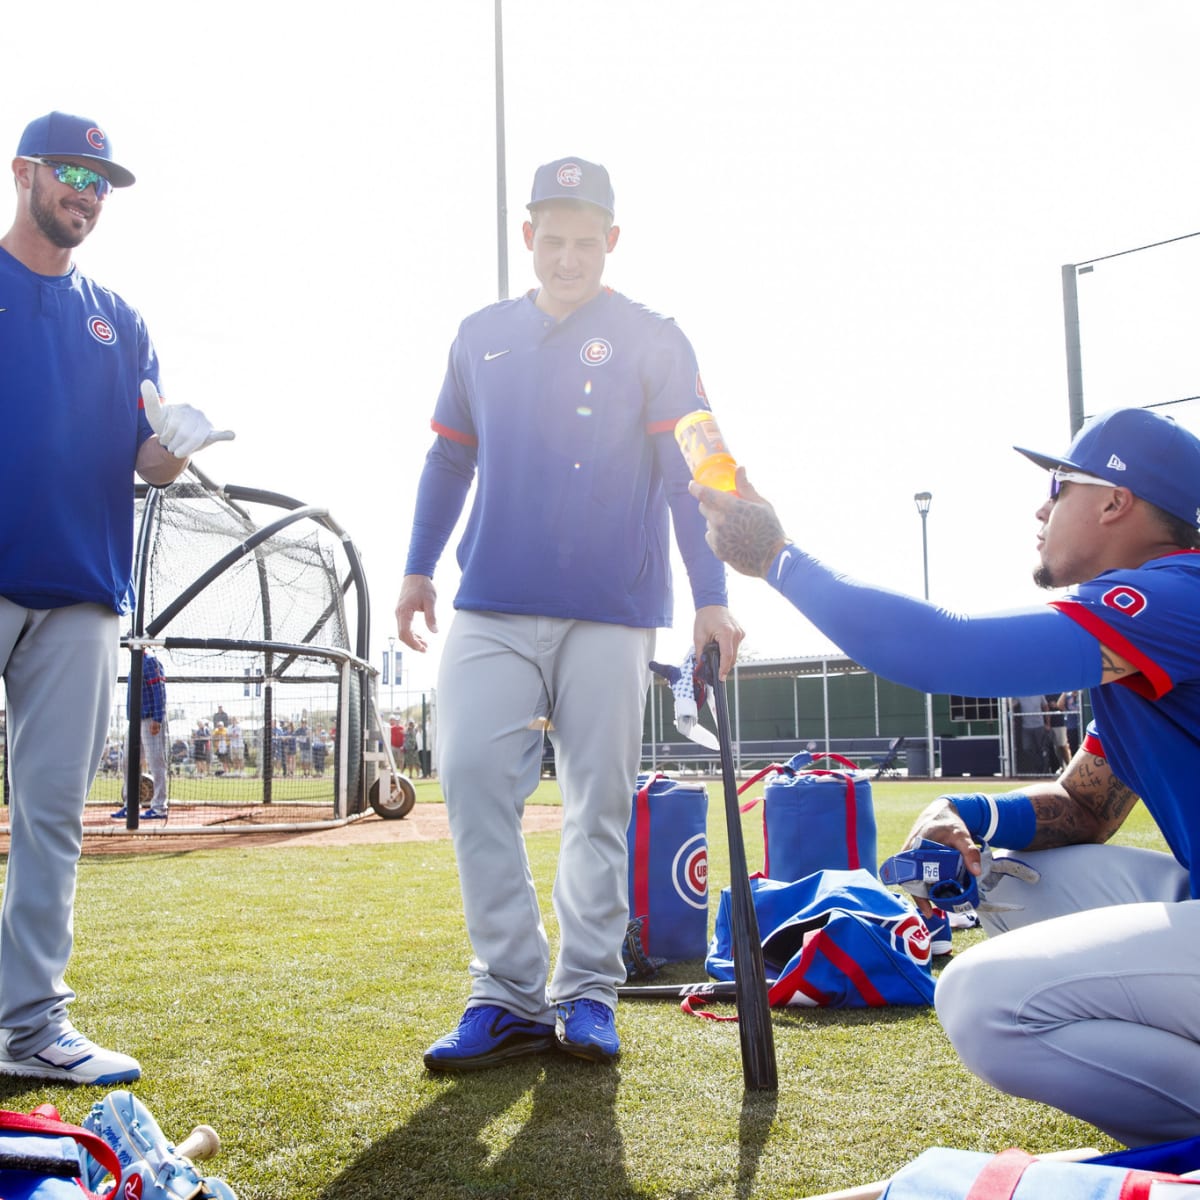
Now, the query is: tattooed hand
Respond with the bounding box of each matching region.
[689,467,790,578]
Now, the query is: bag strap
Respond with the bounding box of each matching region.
[962,1147,1180,1200]
[630,777,660,956]
[963,1148,1038,1200]
[0,1106,122,1197]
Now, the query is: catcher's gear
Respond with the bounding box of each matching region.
[82,1090,237,1200]
[881,840,1041,914]
[621,916,667,982]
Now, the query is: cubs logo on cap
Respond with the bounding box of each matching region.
[529,156,615,216]
[16,112,136,188]
[556,163,583,188]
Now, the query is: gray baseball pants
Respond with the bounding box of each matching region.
[437,611,654,1023]
[936,842,1197,1146]
[0,599,119,1056]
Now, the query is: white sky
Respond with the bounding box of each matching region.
[6,0,1200,699]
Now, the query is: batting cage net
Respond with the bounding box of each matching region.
[69,463,408,836]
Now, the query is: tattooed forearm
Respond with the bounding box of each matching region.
[1027,753,1139,849]
[708,499,789,578]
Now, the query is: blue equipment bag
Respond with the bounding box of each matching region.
[626,773,709,963]
[705,870,934,1008]
[881,1146,1200,1200]
[743,753,878,881]
[0,1104,120,1199]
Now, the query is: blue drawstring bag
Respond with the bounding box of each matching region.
[740,753,878,882]
[626,773,708,963]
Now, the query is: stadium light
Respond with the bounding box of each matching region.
[913,492,935,778]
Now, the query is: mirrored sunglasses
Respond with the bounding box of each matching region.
[23,157,111,200]
[1049,469,1114,500]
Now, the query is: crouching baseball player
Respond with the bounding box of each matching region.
[692,406,1200,1147]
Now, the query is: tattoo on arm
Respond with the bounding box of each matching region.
[1028,753,1139,849]
[712,501,787,578]
[1100,647,1135,682]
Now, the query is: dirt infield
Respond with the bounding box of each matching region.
[0,803,563,857]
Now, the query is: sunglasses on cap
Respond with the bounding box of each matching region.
[1049,469,1115,500]
[21,157,111,200]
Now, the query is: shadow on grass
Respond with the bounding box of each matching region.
[317,1055,650,1200]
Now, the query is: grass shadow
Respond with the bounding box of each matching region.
[317,1054,650,1200]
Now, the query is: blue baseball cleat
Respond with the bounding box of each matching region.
[423,1004,555,1072]
[555,999,620,1063]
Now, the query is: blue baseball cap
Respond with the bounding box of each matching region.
[528,157,614,217]
[1015,407,1200,527]
[16,112,135,188]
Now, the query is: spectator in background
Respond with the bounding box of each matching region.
[1012,694,1050,774]
[1057,690,1082,756]
[192,721,210,776]
[212,704,230,730]
[229,717,244,776]
[282,721,297,777]
[1046,691,1071,772]
[297,720,312,777]
[212,719,229,775]
[312,728,327,776]
[403,719,419,775]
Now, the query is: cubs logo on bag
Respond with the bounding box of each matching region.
[626,773,708,963]
[704,870,935,1010]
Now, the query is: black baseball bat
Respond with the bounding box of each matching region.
[702,641,778,1092]
[617,980,737,1001]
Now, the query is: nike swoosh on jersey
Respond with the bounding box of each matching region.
[483,349,511,361]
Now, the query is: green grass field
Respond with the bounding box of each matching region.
[2,778,1164,1199]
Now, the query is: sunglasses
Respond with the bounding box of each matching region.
[1049,469,1114,500]
[22,157,111,200]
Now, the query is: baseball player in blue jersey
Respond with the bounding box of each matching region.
[397,157,743,1070]
[692,406,1200,1146]
[0,112,232,1084]
[112,651,169,820]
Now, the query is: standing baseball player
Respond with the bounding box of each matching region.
[111,650,170,820]
[692,406,1200,1147]
[0,111,232,1083]
[396,156,742,1070]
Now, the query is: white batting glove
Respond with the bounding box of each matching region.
[975,846,1041,912]
[141,380,235,459]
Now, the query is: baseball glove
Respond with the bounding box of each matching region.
[82,1090,237,1200]
[622,917,668,982]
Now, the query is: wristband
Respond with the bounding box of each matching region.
[947,791,1036,850]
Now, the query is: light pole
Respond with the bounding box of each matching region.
[913,492,935,778]
[388,635,396,718]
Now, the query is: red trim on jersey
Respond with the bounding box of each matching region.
[1049,599,1173,700]
[431,419,478,448]
[1083,729,1106,757]
[646,418,678,435]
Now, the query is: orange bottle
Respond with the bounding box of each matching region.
[674,410,738,492]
